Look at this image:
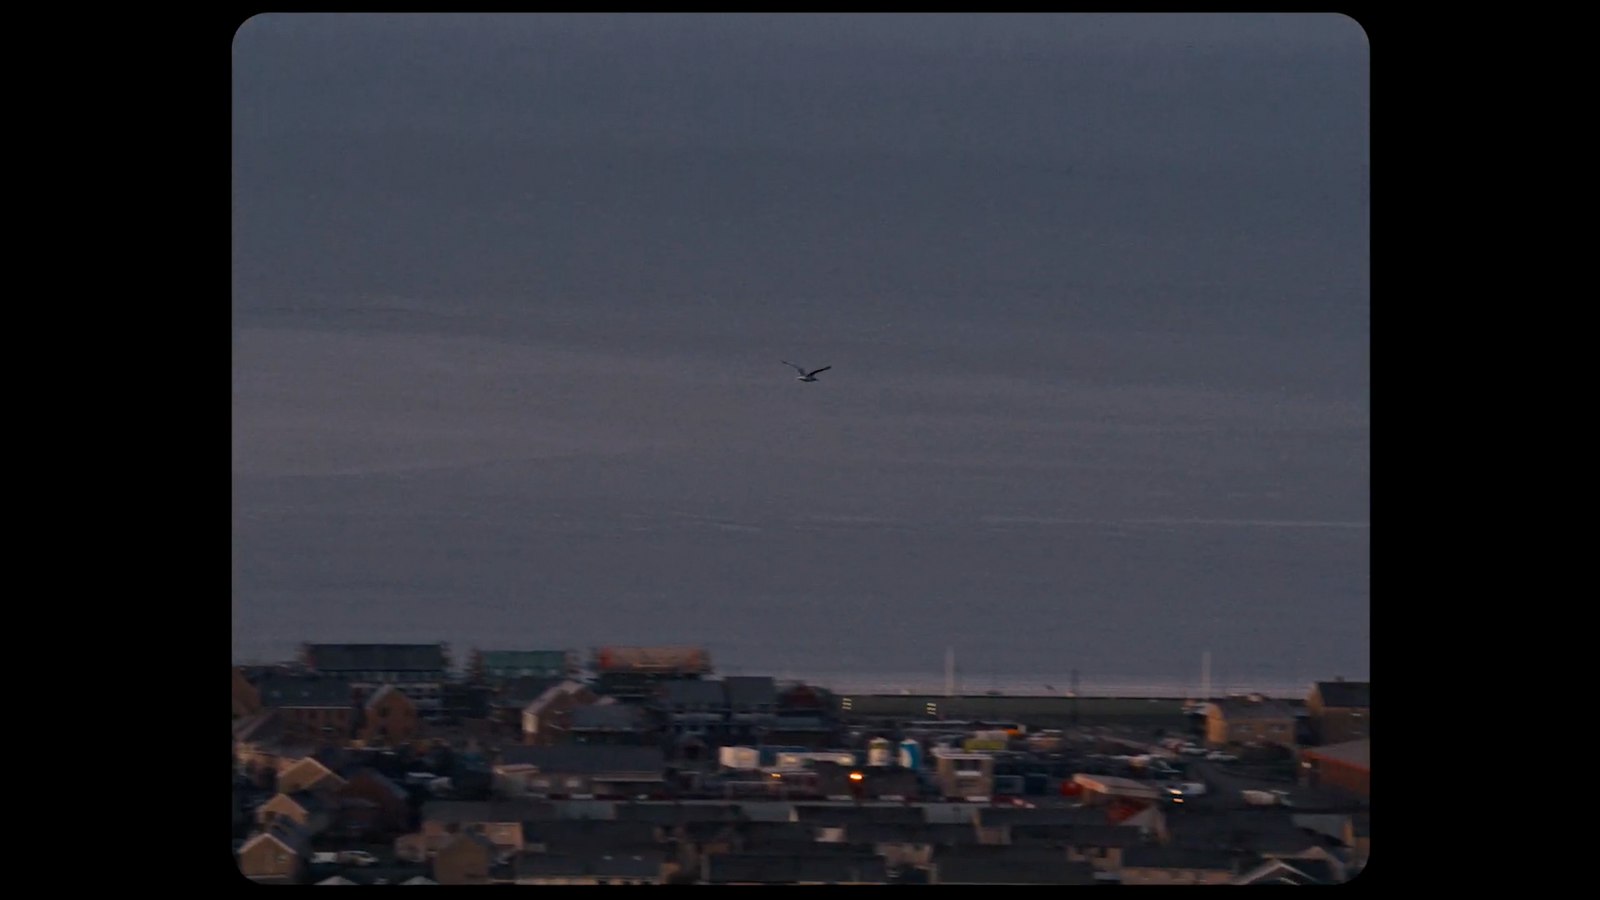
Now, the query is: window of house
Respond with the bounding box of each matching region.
[566,777,583,789]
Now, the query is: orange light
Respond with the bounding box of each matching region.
[849,772,864,781]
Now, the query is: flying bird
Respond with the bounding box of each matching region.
[781,360,832,383]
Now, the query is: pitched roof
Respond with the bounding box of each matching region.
[523,681,591,715]
[493,677,562,709]
[421,799,559,824]
[270,789,334,817]
[704,853,888,884]
[1314,681,1370,709]
[849,822,980,845]
[568,703,649,731]
[476,650,572,673]
[304,643,447,673]
[255,676,354,709]
[234,708,284,743]
[1209,697,1298,720]
[1010,823,1145,849]
[614,802,741,825]
[365,684,414,710]
[736,821,815,844]
[1303,739,1370,771]
[516,850,665,879]
[1234,857,1339,885]
[1122,846,1238,871]
[658,679,726,706]
[343,767,409,802]
[724,676,778,708]
[1165,808,1309,852]
[523,819,663,851]
[241,818,312,856]
[936,854,1097,885]
[977,806,1107,827]
[497,745,666,775]
[793,804,925,826]
[438,831,497,859]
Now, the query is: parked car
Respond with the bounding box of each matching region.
[339,851,379,866]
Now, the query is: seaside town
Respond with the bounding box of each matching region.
[231,644,1370,885]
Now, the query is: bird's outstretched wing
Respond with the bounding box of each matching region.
[805,366,832,377]
[780,360,806,374]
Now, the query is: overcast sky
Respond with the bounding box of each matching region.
[232,13,1368,686]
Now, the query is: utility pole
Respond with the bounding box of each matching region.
[1070,669,1080,725]
[945,647,954,699]
[1202,651,1211,703]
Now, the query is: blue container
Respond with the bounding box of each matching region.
[898,739,922,770]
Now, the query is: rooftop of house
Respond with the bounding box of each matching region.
[736,821,816,844]
[1165,808,1318,850]
[234,708,284,743]
[1313,680,1371,709]
[704,853,889,884]
[1302,738,1370,771]
[303,643,448,674]
[1010,823,1146,849]
[793,804,926,826]
[977,806,1108,827]
[340,767,409,803]
[271,789,335,816]
[613,802,742,825]
[657,679,727,707]
[522,819,664,850]
[935,853,1098,885]
[568,703,650,731]
[364,684,413,710]
[524,680,592,715]
[1208,696,1298,720]
[765,714,834,731]
[421,799,560,824]
[440,830,498,855]
[848,822,981,845]
[516,850,665,879]
[1121,846,1238,871]
[724,676,778,709]
[492,677,562,709]
[1235,857,1340,885]
[242,818,313,856]
[254,676,354,709]
[497,744,666,775]
[476,650,572,672]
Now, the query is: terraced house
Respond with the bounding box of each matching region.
[469,649,578,684]
[1307,679,1370,745]
[1203,694,1299,748]
[300,642,451,718]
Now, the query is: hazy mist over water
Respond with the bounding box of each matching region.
[232,13,1369,686]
